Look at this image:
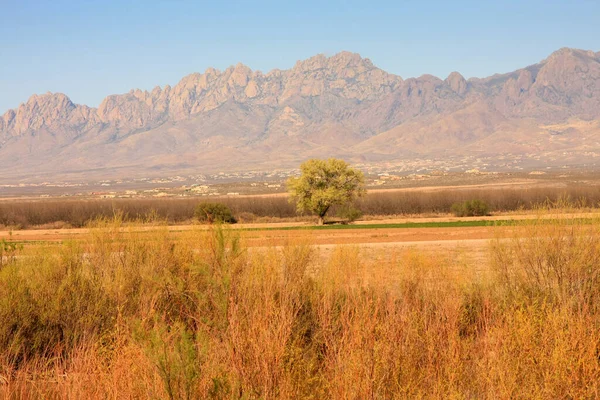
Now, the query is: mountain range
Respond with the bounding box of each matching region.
[2,47,600,182]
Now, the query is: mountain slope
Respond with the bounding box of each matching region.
[1,47,600,181]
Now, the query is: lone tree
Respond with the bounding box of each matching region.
[287,158,366,225]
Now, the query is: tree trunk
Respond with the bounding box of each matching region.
[317,206,329,226]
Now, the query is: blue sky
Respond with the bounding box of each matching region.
[1,0,599,113]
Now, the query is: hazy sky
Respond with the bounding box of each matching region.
[1,0,599,113]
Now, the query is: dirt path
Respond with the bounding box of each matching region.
[1,211,596,243]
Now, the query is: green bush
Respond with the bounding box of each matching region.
[194,203,237,224]
[451,200,489,217]
[336,205,363,223]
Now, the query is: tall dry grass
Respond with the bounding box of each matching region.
[0,212,600,398]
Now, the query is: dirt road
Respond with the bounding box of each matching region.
[1,211,594,245]
[0,221,506,244]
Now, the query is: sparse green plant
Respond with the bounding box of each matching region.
[194,202,236,224]
[134,320,199,400]
[336,204,363,223]
[451,199,490,217]
[0,233,23,268]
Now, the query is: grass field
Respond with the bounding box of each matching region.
[1,209,600,398]
[244,219,503,230]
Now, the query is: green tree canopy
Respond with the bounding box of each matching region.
[287,158,366,225]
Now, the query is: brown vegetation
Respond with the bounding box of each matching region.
[1,213,600,398]
[2,185,600,229]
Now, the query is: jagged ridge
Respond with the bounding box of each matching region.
[1,47,599,180]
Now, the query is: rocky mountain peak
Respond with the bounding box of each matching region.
[445,72,468,95]
[0,109,16,134]
[329,51,374,69]
[535,46,600,96]
[26,92,74,110]
[11,93,76,134]
[228,63,252,87]
[282,51,402,102]
[543,47,596,66]
[291,51,377,74]
[545,47,597,62]
[292,54,328,72]
[546,47,576,59]
[0,92,101,137]
[2,108,16,124]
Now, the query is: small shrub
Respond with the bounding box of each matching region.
[236,212,258,223]
[336,205,363,223]
[194,203,236,224]
[0,234,23,268]
[451,202,465,217]
[451,200,489,217]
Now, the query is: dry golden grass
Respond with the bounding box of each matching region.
[1,212,600,398]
